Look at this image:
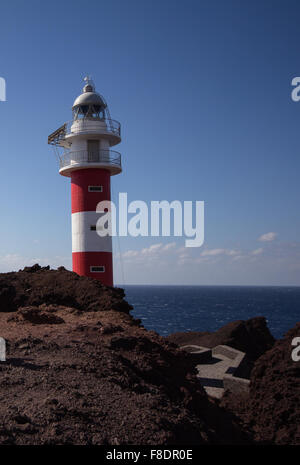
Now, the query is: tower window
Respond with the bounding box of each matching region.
[90,225,96,231]
[88,185,103,192]
[90,266,105,273]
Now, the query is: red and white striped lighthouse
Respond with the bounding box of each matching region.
[48,77,122,286]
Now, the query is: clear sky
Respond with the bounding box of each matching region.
[0,0,300,285]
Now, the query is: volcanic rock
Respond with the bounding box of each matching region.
[0,266,250,445]
[13,306,65,325]
[167,317,275,367]
[221,323,300,445]
[0,264,132,314]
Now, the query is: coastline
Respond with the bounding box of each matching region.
[0,265,298,445]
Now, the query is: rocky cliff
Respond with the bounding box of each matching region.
[0,265,249,445]
[0,265,298,445]
[167,317,275,367]
[221,323,300,444]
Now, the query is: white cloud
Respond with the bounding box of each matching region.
[251,248,263,255]
[0,254,25,270]
[231,254,247,261]
[122,242,177,263]
[122,250,139,258]
[114,240,300,285]
[226,250,240,256]
[0,254,71,272]
[201,248,226,256]
[201,248,240,257]
[163,242,176,251]
[141,243,163,254]
[258,232,277,242]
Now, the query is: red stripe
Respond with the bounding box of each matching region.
[72,251,113,286]
[71,168,111,213]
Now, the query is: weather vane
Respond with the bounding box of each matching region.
[84,75,95,88]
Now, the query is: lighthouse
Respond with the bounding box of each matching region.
[48,77,122,286]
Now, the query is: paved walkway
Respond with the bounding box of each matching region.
[195,353,235,399]
[181,344,249,399]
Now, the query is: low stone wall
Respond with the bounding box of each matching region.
[183,343,251,397]
[223,373,250,394]
[213,345,250,395]
[213,344,251,379]
[212,345,245,365]
[180,345,212,363]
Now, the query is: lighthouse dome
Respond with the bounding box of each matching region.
[72,91,107,109]
[72,77,107,119]
[72,76,107,110]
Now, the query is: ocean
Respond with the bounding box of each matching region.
[121,285,300,339]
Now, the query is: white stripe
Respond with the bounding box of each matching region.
[72,211,112,253]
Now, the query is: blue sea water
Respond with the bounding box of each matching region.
[121,285,300,339]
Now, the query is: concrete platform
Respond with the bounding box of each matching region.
[180,345,212,363]
[181,344,250,399]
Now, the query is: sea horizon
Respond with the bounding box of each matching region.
[120,284,300,339]
[118,283,300,288]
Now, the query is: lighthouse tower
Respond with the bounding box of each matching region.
[48,77,122,286]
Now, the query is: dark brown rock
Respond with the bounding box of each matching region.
[0,265,250,445]
[167,317,275,366]
[246,323,300,444]
[16,307,65,325]
[221,323,300,445]
[0,267,132,314]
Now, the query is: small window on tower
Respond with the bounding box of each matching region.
[90,266,105,273]
[90,225,96,231]
[88,186,103,192]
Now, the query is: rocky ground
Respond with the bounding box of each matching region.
[220,323,300,445]
[169,319,300,445]
[0,265,298,445]
[0,265,251,445]
[167,317,275,372]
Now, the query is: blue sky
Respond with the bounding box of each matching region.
[0,0,300,285]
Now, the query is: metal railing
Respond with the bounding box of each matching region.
[59,149,122,170]
[65,118,121,138]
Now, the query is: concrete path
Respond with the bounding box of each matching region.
[181,344,250,399]
[195,352,234,398]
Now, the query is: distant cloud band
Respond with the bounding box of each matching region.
[258,232,277,242]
